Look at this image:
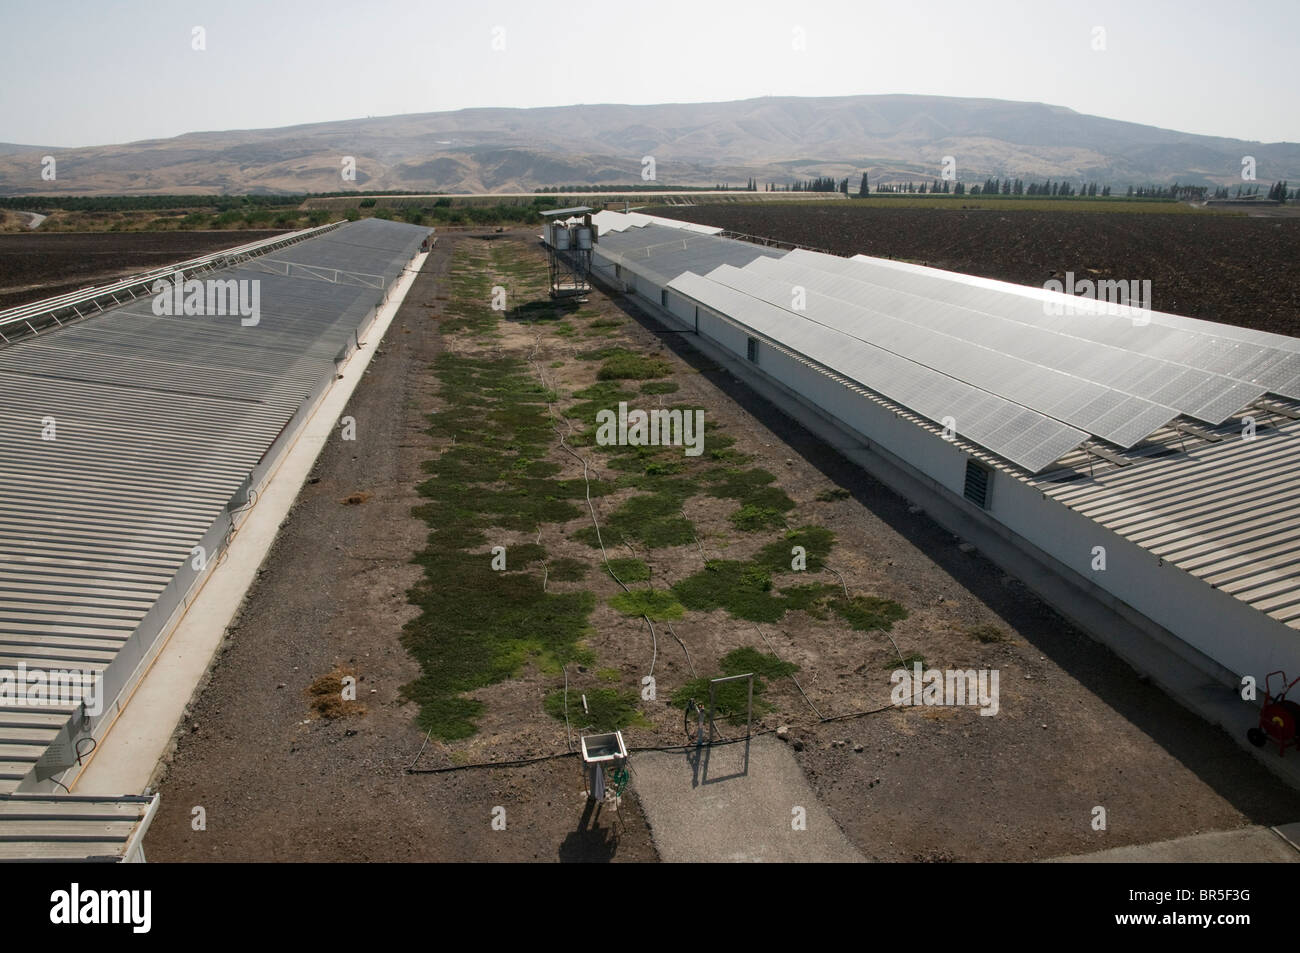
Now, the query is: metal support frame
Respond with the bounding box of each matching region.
[0,220,347,346]
[706,672,755,746]
[249,258,387,289]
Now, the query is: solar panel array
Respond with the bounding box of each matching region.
[841,252,1300,400]
[781,251,1266,425]
[651,239,1300,472]
[669,271,1087,472]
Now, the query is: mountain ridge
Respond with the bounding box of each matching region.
[2,94,1295,195]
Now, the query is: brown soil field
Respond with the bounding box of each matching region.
[141,232,1299,862]
[0,230,285,310]
[646,204,1300,338]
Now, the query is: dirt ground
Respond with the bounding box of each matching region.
[0,230,283,310]
[141,233,656,862]
[132,230,1300,862]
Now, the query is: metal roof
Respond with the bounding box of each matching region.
[841,252,1300,399]
[0,217,428,793]
[0,792,158,861]
[651,243,1300,471]
[1035,410,1300,629]
[541,206,593,217]
[595,224,781,288]
[590,211,723,236]
[668,269,1088,473]
[637,221,1300,631]
[778,251,1266,426]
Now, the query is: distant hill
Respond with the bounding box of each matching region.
[1,94,1295,195]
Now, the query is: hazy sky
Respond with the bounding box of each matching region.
[4,0,1297,147]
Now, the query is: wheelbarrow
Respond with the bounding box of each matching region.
[1247,671,1300,756]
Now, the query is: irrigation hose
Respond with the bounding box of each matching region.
[528,329,658,690]
[405,698,906,775]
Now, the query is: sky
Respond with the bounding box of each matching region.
[2,0,1296,148]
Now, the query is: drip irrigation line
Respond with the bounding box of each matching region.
[754,624,824,720]
[666,621,697,678]
[404,700,904,774]
[527,330,659,690]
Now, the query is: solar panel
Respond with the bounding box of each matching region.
[770,252,1270,423]
[668,270,1087,472]
[833,250,1300,399]
[704,261,1177,449]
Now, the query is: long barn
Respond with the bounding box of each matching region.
[567,211,1300,700]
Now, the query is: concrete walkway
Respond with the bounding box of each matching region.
[632,735,865,862]
[1051,823,1300,862]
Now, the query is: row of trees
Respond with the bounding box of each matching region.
[841,174,1236,200]
[1206,183,1296,200]
[760,176,850,193]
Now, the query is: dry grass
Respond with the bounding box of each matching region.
[307,666,368,719]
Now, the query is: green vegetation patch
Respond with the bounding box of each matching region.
[834,594,909,632]
[572,489,696,550]
[609,588,686,620]
[640,380,679,395]
[670,647,798,725]
[547,558,589,582]
[544,686,646,732]
[754,526,836,573]
[730,502,792,532]
[597,349,673,381]
[604,557,650,582]
[403,300,615,737]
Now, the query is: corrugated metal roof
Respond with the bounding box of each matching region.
[595,224,781,288]
[0,218,428,793]
[590,210,722,236]
[541,206,594,217]
[0,792,157,861]
[1035,411,1300,629]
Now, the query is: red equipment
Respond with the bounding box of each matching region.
[1247,671,1300,756]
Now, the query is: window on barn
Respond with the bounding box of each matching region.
[746,337,759,363]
